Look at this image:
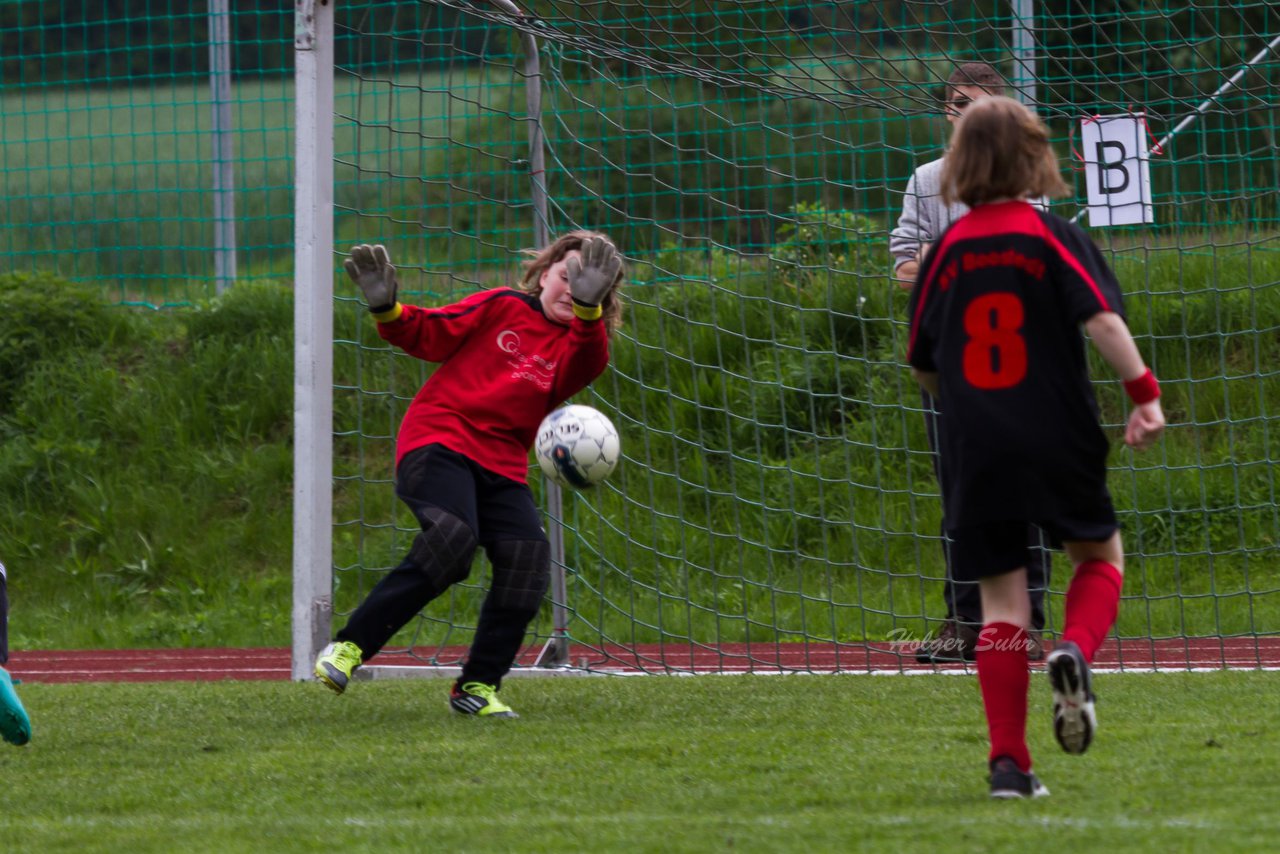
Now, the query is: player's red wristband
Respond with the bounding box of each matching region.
[1123,369,1160,404]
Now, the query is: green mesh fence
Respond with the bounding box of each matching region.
[4,3,1276,670]
[324,1,1280,673]
[0,2,295,306]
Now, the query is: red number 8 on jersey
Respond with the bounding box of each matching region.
[962,292,1027,389]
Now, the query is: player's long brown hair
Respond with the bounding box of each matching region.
[941,95,1070,208]
[518,230,626,332]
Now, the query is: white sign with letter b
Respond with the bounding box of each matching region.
[1081,115,1154,226]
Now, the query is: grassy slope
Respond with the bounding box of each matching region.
[0,79,1277,652]
[0,277,296,648]
[1,239,1278,653]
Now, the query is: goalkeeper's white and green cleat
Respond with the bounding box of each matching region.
[314,641,363,695]
[449,681,518,718]
[0,667,31,746]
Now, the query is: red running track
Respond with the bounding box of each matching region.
[8,637,1280,683]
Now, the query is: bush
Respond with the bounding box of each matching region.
[0,272,137,411]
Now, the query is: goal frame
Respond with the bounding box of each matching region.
[291,1,1280,679]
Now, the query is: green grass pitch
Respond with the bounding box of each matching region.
[0,672,1276,852]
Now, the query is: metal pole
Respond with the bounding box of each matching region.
[489,0,550,244]
[208,0,237,293]
[291,0,336,681]
[1148,32,1280,156]
[1071,31,1280,223]
[536,477,571,668]
[487,0,567,667]
[1010,0,1037,107]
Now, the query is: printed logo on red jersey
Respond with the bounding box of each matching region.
[961,249,1046,280]
[496,330,557,390]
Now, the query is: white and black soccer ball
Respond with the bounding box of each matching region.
[535,404,620,489]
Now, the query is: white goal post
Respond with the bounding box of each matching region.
[291,0,336,682]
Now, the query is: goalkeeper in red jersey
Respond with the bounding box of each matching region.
[906,96,1165,798]
[315,232,625,717]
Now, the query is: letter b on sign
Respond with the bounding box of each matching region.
[1082,115,1153,226]
[1095,140,1129,194]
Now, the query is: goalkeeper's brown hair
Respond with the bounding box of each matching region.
[941,95,1070,208]
[519,230,625,332]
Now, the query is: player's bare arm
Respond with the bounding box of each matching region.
[894,242,933,289]
[911,367,940,397]
[1083,311,1166,450]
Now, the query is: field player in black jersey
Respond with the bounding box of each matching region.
[906,96,1165,799]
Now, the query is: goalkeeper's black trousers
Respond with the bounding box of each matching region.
[335,444,550,689]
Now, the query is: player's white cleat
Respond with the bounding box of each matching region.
[1048,640,1096,755]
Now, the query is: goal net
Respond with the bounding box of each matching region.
[297,0,1280,675]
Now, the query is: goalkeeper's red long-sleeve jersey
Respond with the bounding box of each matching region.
[377,288,610,483]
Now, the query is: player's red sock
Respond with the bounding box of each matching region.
[976,621,1031,772]
[1062,559,1123,662]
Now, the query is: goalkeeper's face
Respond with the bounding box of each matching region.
[538,250,580,326]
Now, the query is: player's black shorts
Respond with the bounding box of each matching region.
[947,508,1118,582]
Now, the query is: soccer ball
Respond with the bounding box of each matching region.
[535,405,621,489]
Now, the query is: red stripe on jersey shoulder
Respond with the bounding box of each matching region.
[1037,224,1112,313]
[414,287,541,321]
[923,201,1111,312]
[934,199,1041,255]
[908,204,1038,357]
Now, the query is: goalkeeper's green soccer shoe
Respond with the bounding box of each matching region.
[0,667,31,746]
[449,681,518,718]
[314,641,363,695]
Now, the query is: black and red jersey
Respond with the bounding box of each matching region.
[906,200,1124,527]
[378,288,610,483]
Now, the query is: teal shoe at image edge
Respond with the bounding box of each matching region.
[0,667,32,746]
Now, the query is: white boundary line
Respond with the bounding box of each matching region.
[355,663,1280,680]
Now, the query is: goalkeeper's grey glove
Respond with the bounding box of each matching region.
[343,244,402,321]
[565,236,622,321]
